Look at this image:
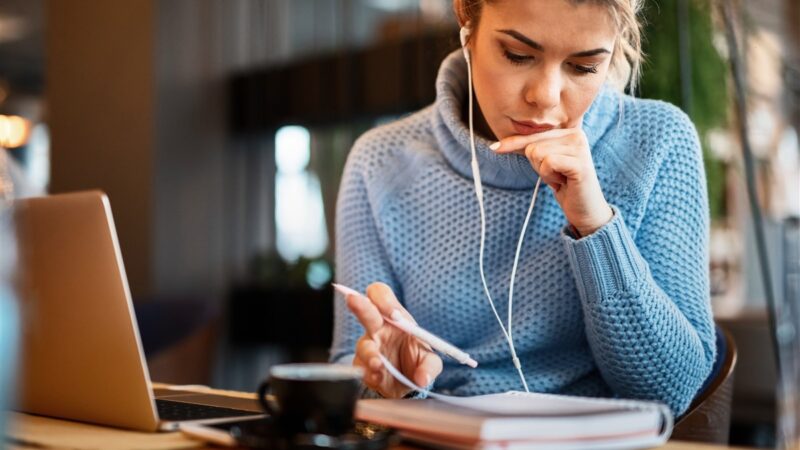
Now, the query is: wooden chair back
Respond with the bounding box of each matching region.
[671,325,737,444]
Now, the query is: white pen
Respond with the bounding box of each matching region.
[332,283,478,368]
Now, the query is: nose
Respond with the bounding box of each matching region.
[523,67,561,111]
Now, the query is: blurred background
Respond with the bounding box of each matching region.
[0,0,797,447]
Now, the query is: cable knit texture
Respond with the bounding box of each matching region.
[330,50,716,415]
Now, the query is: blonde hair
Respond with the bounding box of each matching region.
[454,0,645,93]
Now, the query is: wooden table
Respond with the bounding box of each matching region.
[5,383,761,450]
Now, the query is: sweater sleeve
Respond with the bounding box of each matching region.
[329,141,402,366]
[561,112,716,415]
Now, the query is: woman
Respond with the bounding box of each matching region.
[330,0,715,416]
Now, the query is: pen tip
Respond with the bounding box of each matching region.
[332,283,358,299]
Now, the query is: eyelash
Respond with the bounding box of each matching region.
[569,62,599,74]
[502,50,599,75]
[502,50,532,65]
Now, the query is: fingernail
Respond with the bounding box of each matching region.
[489,142,501,151]
[390,309,404,321]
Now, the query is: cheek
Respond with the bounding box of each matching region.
[561,81,605,127]
[472,62,523,119]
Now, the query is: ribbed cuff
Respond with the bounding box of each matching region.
[561,205,650,304]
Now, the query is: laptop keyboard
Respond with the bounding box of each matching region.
[156,399,260,421]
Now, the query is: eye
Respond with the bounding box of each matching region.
[568,62,599,75]
[503,50,533,66]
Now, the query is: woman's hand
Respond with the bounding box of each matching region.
[491,128,613,236]
[346,282,443,398]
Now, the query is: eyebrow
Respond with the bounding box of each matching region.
[497,29,611,58]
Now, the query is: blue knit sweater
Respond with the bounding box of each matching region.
[330,50,716,415]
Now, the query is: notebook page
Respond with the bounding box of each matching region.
[377,353,673,440]
[379,355,621,415]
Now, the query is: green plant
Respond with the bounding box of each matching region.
[639,0,730,219]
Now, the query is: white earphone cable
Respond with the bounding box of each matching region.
[464,40,534,393]
[507,181,540,351]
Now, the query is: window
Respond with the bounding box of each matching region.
[274,125,329,263]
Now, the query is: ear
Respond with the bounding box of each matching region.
[452,0,469,28]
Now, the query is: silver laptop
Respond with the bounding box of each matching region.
[13,191,265,431]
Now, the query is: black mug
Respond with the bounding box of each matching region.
[258,363,363,436]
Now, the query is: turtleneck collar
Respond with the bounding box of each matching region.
[431,49,621,190]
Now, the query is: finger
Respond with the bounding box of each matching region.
[356,337,384,372]
[346,293,385,338]
[370,370,383,386]
[523,142,570,172]
[353,354,384,388]
[491,128,575,153]
[532,149,570,187]
[509,134,582,159]
[539,153,584,184]
[413,352,443,388]
[365,282,413,322]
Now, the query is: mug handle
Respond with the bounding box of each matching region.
[257,380,277,416]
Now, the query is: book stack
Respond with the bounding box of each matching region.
[356,390,673,450]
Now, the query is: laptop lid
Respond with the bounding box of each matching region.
[14,191,160,431]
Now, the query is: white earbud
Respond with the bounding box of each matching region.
[459,26,471,63]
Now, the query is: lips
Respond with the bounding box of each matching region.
[510,119,556,135]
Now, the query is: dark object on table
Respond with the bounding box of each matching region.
[221,418,395,450]
[258,364,362,437]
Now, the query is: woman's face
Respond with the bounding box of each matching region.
[467,0,618,140]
